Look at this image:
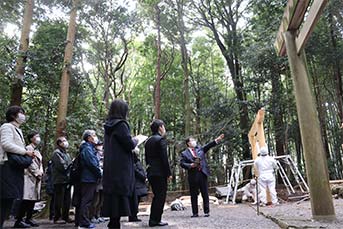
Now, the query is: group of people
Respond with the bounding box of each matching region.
[0,100,227,229]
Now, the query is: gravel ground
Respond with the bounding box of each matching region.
[3,203,279,229]
[258,198,343,228]
[5,198,343,228]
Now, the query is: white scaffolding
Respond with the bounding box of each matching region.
[225,155,309,204]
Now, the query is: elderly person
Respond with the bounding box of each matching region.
[102,99,138,229]
[254,146,278,206]
[52,136,73,224]
[76,130,102,229]
[15,131,44,227]
[0,106,34,228]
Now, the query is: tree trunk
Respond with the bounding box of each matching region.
[176,0,191,137]
[154,4,162,119]
[56,0,79,137]
[10,0,34,106]
[271,75,285,156]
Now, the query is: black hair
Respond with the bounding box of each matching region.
[5,106,25,122]
[185,136,194,146]
[150,119,165,134]
[56,136,66,146]
[27,131,39,142]
[107,99,129,120]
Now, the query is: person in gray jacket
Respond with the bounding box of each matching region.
[51,136,73,224]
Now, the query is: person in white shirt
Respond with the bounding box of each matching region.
[241,179,257,204]
[254,146,278,206]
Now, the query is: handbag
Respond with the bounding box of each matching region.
[7,152,33,169]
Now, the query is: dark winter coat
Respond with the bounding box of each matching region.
[45,160,54,195]
[51,147,72,185]
[180,140,217,177]
[80,141,102,183]
[144,134,171,178]
[103,119,137,196]
[134,156,148,197]
[0,162,25,199]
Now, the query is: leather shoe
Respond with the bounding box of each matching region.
[25,219,39,227]
[129,217,142,222]
[13,220,31,228]
[149,221,168,227]
[191,214,199,218]
[53,219,66,224]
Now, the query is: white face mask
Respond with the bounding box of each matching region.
[34,137,41,145]
[16,113,26,124]
[93,136,99,144]
[63,141,69,149]
[189,140,197,148]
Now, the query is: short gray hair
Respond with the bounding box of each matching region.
[82,129,96,141]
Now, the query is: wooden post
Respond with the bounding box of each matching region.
[283,30,335,220]
[248,108,266,160]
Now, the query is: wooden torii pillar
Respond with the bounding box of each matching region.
[275,0,335,220]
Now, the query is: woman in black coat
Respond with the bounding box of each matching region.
[102,99,138,229]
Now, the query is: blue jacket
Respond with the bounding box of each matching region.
[180,140,217,177]
[80,142,102,183]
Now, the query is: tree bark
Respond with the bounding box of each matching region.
[10,0,34,106]
[56,0,79,137]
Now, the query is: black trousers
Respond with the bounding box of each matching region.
[188,170,209,215]
[48,194,55,220]
[16,200,35,221]
[0,198,14,228]
[53,183,71,221]
[78,183,97,227]
[90,189,103,219]
[129,196,141,220]
[148,176,167,223]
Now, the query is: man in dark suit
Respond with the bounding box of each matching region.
[145,119,171,227]
[180,134,224,217]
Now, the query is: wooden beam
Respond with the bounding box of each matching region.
[283,30,336,220]
[248,108,265,160]
[296,0,328,54]
[274,0,310,56]
[329,180,343,185]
